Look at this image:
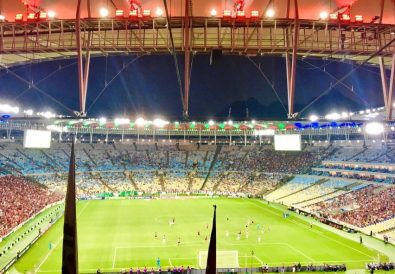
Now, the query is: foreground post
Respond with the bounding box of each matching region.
[62,142,78,274]
[206,205,217,274]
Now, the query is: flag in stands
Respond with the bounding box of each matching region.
[206,205,217,274]
[62,142,78,274]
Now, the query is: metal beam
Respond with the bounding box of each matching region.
[184,0,191,119]
[82,0,92,115]
[379,0,385,24]
[379,56,388,110]
[388,54,395,120]
[76,0,85,115]
[288,0,299,117]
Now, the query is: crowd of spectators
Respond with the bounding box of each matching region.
[0,175,63,237]
[312,185,395,228]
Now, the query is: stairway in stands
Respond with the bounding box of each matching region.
[125,171,140,191]
[97,175,115,192]
[83,148,97,166]
[200,145,222,191]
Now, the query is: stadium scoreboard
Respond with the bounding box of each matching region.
[23,130,51,148]
[274,134,301,151]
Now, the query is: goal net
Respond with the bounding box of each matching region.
[198,250,239,269]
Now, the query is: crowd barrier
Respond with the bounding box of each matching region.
[81,264,347,274]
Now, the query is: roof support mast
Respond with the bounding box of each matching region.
[183,0,192,120]
[286,0,299,119]
[75,0,91,117]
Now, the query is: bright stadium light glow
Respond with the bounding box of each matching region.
[0,15,5,21]
[309,115,319,122]
[135,117,146,127]
[228,120,233,125]
[210,9,217,16]
[365,122,384,135]
[99,7,109,18]
[208,120,215,126]
[24,109,33,116]
[153,118,169,128]
[47,11,56,18]
[155,7,163,17]
[115,118,130,125]
[319,11,329,20]
[99,117,107,124]
[266,8,275,18]
[341,112,349,119]
[0,104,19,114]
[325,112,341,120]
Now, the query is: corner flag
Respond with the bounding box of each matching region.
[206,205,216,274]
[62,142,78,274]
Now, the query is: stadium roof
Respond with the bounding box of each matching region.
[1,0,394,23]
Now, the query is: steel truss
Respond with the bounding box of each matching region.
[0,17,394,117]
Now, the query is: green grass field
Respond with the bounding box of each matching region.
[7,198,393,273]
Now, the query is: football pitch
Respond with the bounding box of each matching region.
[8,198,392,273]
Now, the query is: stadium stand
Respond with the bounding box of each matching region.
[0,175,62,237]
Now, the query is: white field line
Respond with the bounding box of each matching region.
[35,201,90,273]
[253,200,376,260]
[253,255,264,265]
[112,247,118,269]
[168,258,173,267]
[284,243,316,263]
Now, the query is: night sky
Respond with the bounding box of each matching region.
[0,54,387,120]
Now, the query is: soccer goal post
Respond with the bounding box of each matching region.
[198,250,239,269]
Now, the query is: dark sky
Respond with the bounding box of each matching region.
[0,54,387,120]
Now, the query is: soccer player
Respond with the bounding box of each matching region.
[129,268,133,274]
[258,236,261,243]
[155,232,158,239]
[225,230,229,237]
[197,230,200,236]
[156,257,161,267]
[162,234,166,243]
[178,237,181,246]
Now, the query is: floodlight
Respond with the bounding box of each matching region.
[99,117,107,124]
[319,11,329,20]
[47,11,56,19]
[155,7,163,17]
[135,117,146,127]
[309,115,318,122]
[365,122,384,135]
[210,9,217,17]
[115,118,130,125]
[0,15,5,21]
[208,120,215,126]
[99,7,109,18]
[325,112,341,120]
[24,109,33,116]
[266,8,275,18]
[153,118,169,128]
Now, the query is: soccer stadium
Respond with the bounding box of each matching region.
[0,0,395,273]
